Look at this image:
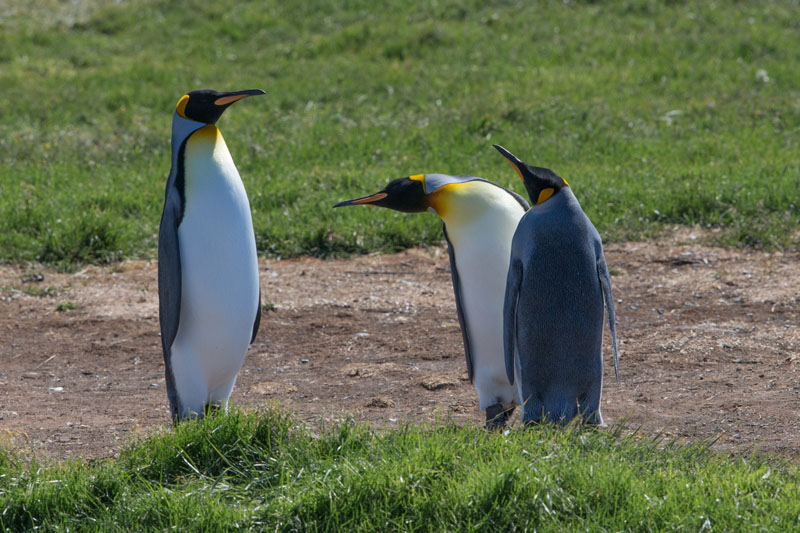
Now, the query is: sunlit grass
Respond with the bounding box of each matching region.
[1,408,798,531]
[0,0,798,265]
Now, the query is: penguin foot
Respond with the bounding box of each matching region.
[485,403,515,430]
[581,413,605,428]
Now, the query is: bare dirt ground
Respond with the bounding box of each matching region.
[1,232,799,461]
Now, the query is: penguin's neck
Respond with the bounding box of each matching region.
[183,125,242,197]
[429,181,508,227]
[531,187,574,214]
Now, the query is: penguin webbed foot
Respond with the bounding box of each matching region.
[171,403,223,425]
[521,413,552,428]
[485,403,515,430]
[202,403,222,418]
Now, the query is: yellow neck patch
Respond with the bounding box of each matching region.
[176,94,190,118]
[536,188,555,205]
[428,183,462,219]
[191,124,220,142]
[427,181,497,223]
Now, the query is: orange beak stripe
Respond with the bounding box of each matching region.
[215,94,250,106]
[351,192,388,204]
[505,160,524,181]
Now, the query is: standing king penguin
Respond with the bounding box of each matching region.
[494,145,619,426]
[158,89,264,422]
[335,173,529,428]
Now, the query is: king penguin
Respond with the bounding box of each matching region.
[158,88,264,422]
[334,173,530,428]
[494,144,619,426]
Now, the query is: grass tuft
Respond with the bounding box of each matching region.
[1,408,798,530]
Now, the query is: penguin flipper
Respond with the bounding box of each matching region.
[503,257,523,386]
[596,251,620,381]
[251,286,262,344]
[443,224,474,383]
[157,189,183,421]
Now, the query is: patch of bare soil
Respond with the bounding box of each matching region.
[1,235,798,460]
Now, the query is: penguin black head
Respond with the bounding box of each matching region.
[333,176,428,213]
[175,88,265,124]
[493,145,568,206]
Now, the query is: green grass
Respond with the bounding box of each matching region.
[1,408,798,531]
[1,0,798,266]
[54,300,77,312]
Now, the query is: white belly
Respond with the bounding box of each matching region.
[171,128,259,401]
[445,196,525,409]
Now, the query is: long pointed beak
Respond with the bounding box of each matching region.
[492,144,525,180]
[493,144,524,166]
[214,89,266,106]
[333,191,388,208]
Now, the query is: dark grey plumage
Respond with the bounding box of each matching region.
[442,225,474,382]
[158,130,188,421]
[502,175,619,426]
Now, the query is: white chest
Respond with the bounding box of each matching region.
[176,127,260,348]
[443,189,525,360]
[447,204,523,333]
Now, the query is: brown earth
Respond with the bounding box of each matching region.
[1,233,799,461]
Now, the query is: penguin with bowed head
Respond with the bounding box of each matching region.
[158,89,264,422]
[334,172,529,429]
[493,144,619,426]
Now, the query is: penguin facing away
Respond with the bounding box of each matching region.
[158,88,264,422]
[335,173,530,429]
[493,144,619,426]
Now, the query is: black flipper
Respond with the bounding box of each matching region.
[503,257,523,385]
[251,286,262,344]
[596,252,620,381]
[443,224,474,383]
[158,139,189,423]
[158,180,183,423]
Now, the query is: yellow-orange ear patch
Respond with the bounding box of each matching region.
[176,94,190,118]
[562,178,569,187]
[215,94,249,106]
[409,174,426,192]
[536,188,555,205]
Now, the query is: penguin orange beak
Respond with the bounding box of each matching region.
[493,144,525,181]
[333,192,388,208]
[214,89,265,106]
